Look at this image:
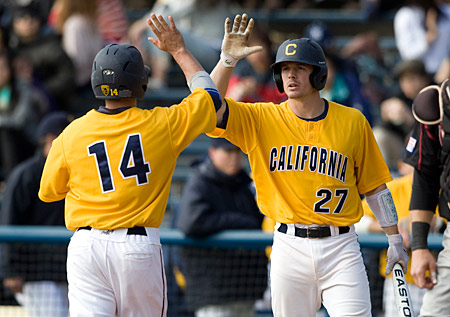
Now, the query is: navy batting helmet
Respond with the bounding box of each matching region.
[91,44,150,99]
[270,38,327,92]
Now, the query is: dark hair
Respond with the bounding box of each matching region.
[12,2,42,22]
[394,59,428,79]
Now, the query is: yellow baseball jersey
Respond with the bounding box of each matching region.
[209,98,392,226]
[39,89,216,231]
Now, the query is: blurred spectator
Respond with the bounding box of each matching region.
[1,111,72,317]
[48,0,128,44]
[227,26,286,103]
[8,2,76,112]
[95,0,128,43]
[435,53,450,83]
[175,138,268,317]
[357,159,445,317]
[304,20,374,124]
[372,60,429,174]
[341,30,396,115]
[53,0,104,91]
[128,0,231,90]
[394,59,432,107]
[0,23,7,50]
[372,98,415,174]
[394,0,450,77]
[0,50,50,182]
[361,0,402,19]
[0,0,54,32]
[52,0,105,115]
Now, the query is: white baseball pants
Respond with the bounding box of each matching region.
[270,223,371,317]
[67,227,167,317]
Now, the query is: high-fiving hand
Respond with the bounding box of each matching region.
[221,14,263,67]
[147,14,185,55]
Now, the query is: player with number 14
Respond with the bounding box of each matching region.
[39,14,226,316]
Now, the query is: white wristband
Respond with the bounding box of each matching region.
[365,188,398,228]
[220,51,238,68]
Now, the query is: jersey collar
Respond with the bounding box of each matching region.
[96,106,132,115]
[296,99,328,122]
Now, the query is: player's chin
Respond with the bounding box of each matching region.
[284,89,297,97]
[284,87,308,99]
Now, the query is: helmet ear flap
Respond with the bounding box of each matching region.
[273,68,284,93]
[142,65,151,92]
[310,66,327,90]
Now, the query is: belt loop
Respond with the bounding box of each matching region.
[286,223,295,236]
[329,225,339,236]
[274,222,282,232]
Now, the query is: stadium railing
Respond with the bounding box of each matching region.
[0,225,443,248]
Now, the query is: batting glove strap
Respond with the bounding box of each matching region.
[220,51,239,68]
[385,234,409,275]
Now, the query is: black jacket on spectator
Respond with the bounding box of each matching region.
[175,157,267,311]
[1,151,67,282]
[9,32,75,111]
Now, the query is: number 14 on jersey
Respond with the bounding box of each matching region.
[88,133,151,193]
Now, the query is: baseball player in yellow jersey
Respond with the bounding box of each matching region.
[38,14,227,316]
[208,14,409,316]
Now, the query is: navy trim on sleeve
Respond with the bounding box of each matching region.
[205,88,222,112]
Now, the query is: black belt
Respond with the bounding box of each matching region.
[277,223,350,238]
[78,226,147,236]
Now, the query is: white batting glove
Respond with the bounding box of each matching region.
[220,13,263,67]
[385,234,409,275]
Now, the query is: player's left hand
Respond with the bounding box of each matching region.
[147,14,185,55]
[221,13,262,61]
[385,233,409,275]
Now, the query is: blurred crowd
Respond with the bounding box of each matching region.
[0,0,448,315]
[0,0,129,185]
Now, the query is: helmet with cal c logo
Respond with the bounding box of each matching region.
[270,38,327,92]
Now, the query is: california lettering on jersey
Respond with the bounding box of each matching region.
[269,145,348,183]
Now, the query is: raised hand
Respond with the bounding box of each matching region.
[221,13,263,64]
[147,14,185,55]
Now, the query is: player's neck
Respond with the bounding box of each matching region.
[104,98,137,109]
[288,94,324,119]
